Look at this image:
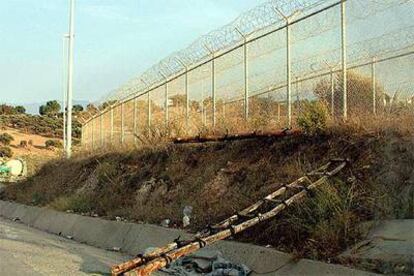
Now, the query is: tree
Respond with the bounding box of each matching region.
[14,106,26,114]
[39,100,61,116]
[0,104,15,115]
[314,71,384,116]
[72,104,84,113]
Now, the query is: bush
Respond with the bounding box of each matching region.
[50,195,93,213]
[19,140,28,148]
[0,133,14,146]
[297,102,328,135]
[0,146,13,158]
[45,139,63,149]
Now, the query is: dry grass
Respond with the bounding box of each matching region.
[2,118,413,262]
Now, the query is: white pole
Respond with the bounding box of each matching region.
[121,102,125,144]
[286,19,292,128]
[341,0,347,119]
[100,113,103,147]
[372,57,377,115]
[330,69,335,116]
[110,107,114,143]
[66,0,75,158]
[133,97,138,144]
[235,28,249,121]
[62,35,68,152]
[211,59,216,127]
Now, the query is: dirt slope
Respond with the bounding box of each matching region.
[2,126,413,262]
[1,127,61,175]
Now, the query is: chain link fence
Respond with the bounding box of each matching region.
[81,0,414,150]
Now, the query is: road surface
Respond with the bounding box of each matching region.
[0,217,130,275]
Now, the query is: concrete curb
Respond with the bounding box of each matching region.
[0,200,377,275]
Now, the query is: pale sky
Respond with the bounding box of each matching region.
[0,0,269,105]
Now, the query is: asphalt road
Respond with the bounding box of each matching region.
[0,217,130,275]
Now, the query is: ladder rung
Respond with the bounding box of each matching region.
[307,171,328,176]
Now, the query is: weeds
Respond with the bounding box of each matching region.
[2,124,413,262]
[49,194,93,213]
[297,101,329,135]
[45,139,63,149]
[0,146,13,158]
[0,133,14,145]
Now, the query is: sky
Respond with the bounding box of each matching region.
[0,0,268,105]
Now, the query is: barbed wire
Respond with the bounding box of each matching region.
[96,0,412,109]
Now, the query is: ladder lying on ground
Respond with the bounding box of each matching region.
[112,159,348,276]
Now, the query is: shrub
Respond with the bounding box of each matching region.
[50,195,93,213]
[28,139,33,146]
[45,139,63,149]
[19,140,28,148]
[297,101,329,135]
[0,133,14,145]
[0,146,13,158]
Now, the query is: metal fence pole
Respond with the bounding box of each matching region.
[100,113,103,147]
[110,107,114,144]
[211,59,216,127]
[223,99,226,120]
[244,41,249,121]
[277,103,281,123]
[286,19,292,128]
[133,97,138,144]
[295,76,300,114]
[147,91,151,135]
[330,69,335,116]
[185,71,189,133]
[176,58,189,132]
[165,83,169,128]
[372,57,377,115]
[91,118,95,150]
[81,123,84,148]
[121,102,125,145]
[235,28,249,121]
[341,0,348,119]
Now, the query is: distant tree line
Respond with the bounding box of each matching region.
[0,104,26,115]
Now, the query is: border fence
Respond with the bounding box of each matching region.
[81,0,414,149]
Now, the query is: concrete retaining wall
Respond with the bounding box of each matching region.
[0,200,376,275]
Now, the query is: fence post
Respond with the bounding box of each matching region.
[223,99,226,120]
[330,69,335,116]
[211,58,216,127]
[372,57,377,115]
[341,0,348,119]
[133,97,138,144]
[147,91,151,136]
[91,117,95,150]
[175,58,189,133]
[286,19,292,128]
[100,113,103,147]
[110,107,114,144]
[277,103,281,123]
[185,71,189,133]
[295,76,300,114]
[121,102,125,145]
[81,123,84,148]
[165,83,169,128]
[235,28,249,121]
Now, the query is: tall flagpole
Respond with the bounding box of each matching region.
[66,0,75,158]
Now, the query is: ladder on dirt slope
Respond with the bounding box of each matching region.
[112,158,348,276]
